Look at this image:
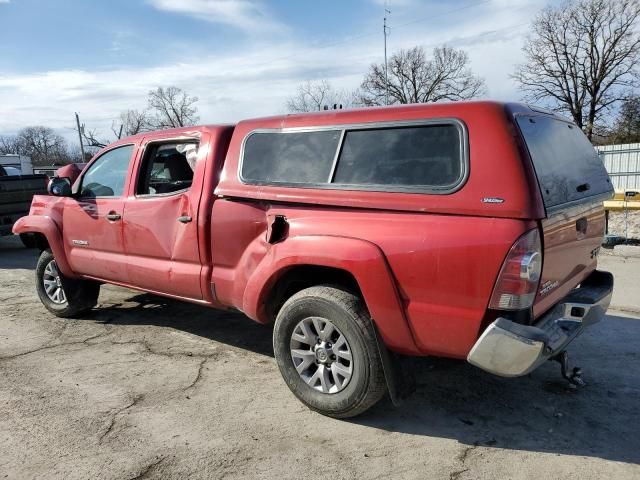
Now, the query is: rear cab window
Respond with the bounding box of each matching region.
[515,114,613,211]
[240,121,467,193]
[137,142,198,195]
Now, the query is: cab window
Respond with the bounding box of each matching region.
[80,145,134,198]
[137,142,198,195]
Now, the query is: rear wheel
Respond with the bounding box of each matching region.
[35,249,100,318]
[273,285,386,418]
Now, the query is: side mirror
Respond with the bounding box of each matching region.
[48,177,72,197]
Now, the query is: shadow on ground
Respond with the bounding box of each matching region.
[82,286,640,466]
[358,312,640,465]
[95,292,275,358]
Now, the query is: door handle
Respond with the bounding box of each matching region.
[106,212,121,221]
[177,215,192,223]
[576,217,588,234]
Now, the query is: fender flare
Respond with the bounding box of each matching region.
[243,235,420,355]
[12,216,76,278]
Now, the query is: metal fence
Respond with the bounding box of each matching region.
[597,143,640,190]
[597,143,640,244]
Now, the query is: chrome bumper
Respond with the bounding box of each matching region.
[467,270,614,377]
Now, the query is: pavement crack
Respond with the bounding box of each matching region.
[0,328,113,362]
[449,468,469,480]
[1,339,92,361]
[456,442,478,464]
[98,394,144,444]
[127,456,165,480]
[449,442,479,480]
[184,358,208,391]
[108,339,218,362]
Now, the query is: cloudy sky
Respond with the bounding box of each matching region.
[0,0,557,143]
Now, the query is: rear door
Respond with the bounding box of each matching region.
[122,136,204,300]
[515,113,614,317]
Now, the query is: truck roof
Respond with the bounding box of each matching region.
[114,101,565,146]
[234,101,567,131]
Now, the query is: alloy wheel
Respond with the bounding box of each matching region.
[43,260,67,304]
[290,317,353,394]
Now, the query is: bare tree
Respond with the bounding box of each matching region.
[10,126,69,166]
[0,135,21,155]
[66,145,88,163]
[607,95,640,144]
[75,88,198,155]
[359,46,486,106]
[148,86,199,129]
[112,109,152,139]
[286,80,358,112]
[81,128,108,149]
[513,0,640,140]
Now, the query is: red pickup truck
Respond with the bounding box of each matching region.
[14,101,614,418]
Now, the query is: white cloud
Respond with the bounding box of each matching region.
[0,0,541,143]
[146,0,283,33]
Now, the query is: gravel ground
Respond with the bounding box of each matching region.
[0,236,639,480]
[608,210,640,240]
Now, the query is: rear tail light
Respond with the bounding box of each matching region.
[489,228,542,310]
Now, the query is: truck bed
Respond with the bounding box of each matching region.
[0,174,48,235]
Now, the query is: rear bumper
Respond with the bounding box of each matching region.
[467,270,614,377]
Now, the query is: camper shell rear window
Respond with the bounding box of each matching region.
[515,114,613,210]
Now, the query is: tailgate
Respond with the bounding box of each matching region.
[0,175,48,215]
[514,112,613,319]
[534,200,605,317]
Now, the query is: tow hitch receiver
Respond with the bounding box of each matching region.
[554,351,586,387]
[467,270,613,378]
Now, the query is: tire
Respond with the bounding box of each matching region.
[273,285,386,418]
[19,233,37,249]
[35,249,100,318]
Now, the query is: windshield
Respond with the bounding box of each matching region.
[516,114,613,209]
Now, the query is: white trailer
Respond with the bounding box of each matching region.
[0,155,33,175]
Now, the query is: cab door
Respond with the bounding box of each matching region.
[122,137,204,299]
[62,144,136,282]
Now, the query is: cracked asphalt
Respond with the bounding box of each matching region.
[1,236,639,480]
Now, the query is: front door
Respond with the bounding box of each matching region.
[63,144,135,282]
[122,138,203,299]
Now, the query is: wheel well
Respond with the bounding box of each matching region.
[265,265,363,322]
[27,232,50,251]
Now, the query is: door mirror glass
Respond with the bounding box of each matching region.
[48,177,72,197]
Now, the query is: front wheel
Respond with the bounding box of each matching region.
[273,286,386,418]
[35,249,100,318]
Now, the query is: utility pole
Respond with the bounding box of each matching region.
[75,112,85,161]
[384,4,391,106]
